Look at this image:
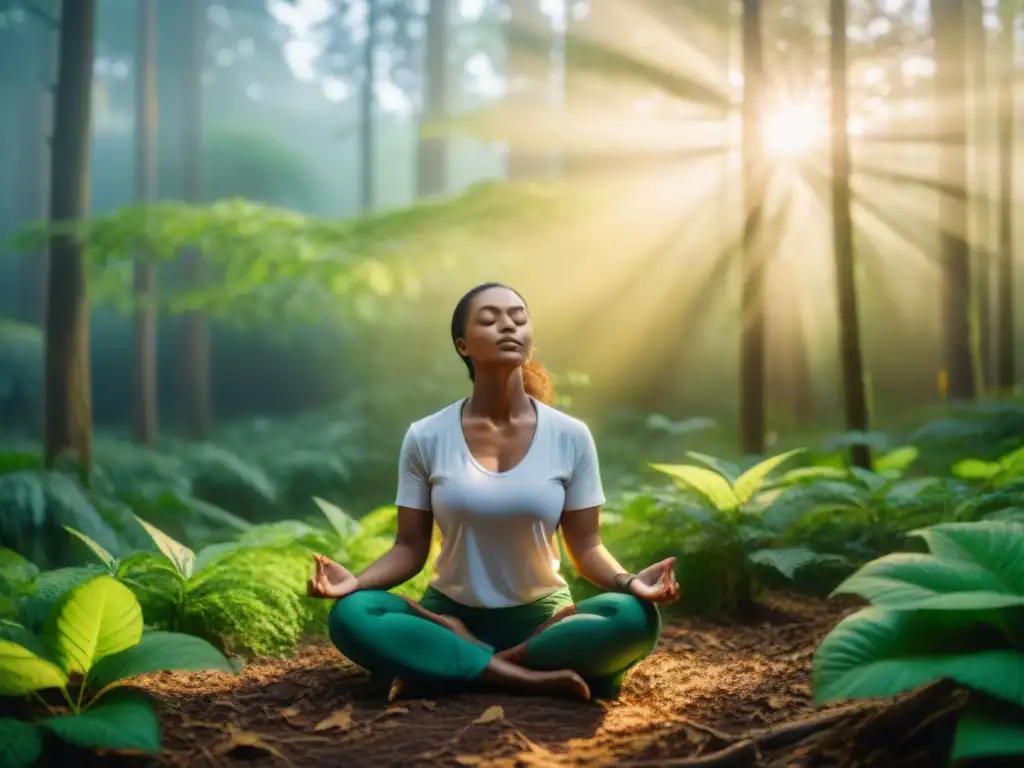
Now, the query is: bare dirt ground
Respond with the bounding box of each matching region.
[104,593,964,767]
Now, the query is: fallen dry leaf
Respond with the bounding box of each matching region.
[454,757,481,766]
[313,705,354,732]
[212,729,286,761]
[382,704,410,717]
[473,705,505,725]
[279,706,300,718]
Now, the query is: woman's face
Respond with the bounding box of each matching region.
[456,286,534,372]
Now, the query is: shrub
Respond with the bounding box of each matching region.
[813,521,1024,763]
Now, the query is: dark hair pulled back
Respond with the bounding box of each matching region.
[450,282,555,405]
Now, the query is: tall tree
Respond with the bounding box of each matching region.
[740,0,766,455]
[133,0,158,445]
[995,0,1016,390]
[932,0,975,400]
[829,0,870,468]
[968,0,993,388]
[417,0,448,197]
[11,12,54,326]
[45,0,96,475]
[179,0,211,439]
[360,0,377,211]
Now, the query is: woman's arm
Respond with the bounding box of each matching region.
[560,506,628,591]
[352,507,434,591]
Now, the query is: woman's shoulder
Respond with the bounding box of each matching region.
[536,401,595,441]
[406,399,463,439]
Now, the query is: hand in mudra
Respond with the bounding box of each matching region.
[307,554,359,599]
[629,557,680,604]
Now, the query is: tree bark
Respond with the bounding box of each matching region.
[179,0,211,439]
[968,0,993,390]
[933,0,975,400]
[360,0,377,211]
[995,0,1016,390]
[133,0,159,445]
[14,18,54,327]
[740,0,766,456]
[44,0,96,477]
[416,0,448,197]
[830,0,871,468]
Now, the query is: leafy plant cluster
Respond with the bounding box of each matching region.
[1,494,435,660]
[578,403,1024,616]
[813,520,1024,763]
[0,573,235,767]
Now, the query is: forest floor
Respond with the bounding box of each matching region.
[110,593,964,768]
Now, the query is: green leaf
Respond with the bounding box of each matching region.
[312,496,361,539]
[649,463,738,511]
[133,515,195,579]
[51,575,143,675]
[87,630,236,691]
[952,459,1002,481]
[812,606,1024,707]
[952,693,1024,761]
[830,551,1024,611]
[62,526,117,572]
[684,453,740,484]
[0,717,44,768]
[0,639,67,695]
[44,688,161,754]
[748,547,846,580]
[872,446,918,474]
[733,449,804,505]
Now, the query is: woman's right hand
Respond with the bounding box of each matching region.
[307,554,359,599]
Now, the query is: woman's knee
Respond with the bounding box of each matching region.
[327,590,404,643]
[590,592,662,644]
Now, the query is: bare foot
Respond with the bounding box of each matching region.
[525,669,591,701]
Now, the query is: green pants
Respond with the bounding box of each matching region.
[327,587,661,698]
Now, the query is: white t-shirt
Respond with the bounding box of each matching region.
[394,397,606,608]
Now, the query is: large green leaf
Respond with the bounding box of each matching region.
[51,575,143,675]
[813,606,1024,707]
[910,521,1024,573]
[733,449,804,505]
[0,717,43,768]
[313,496,361,539]
[831,552,1024,611]
[0,639,67,695]
[952,693,1024,761]
[44,688,161,754]
[87,630,236,691]
[649,463,738,511]
[62,526,117,572]
[684,453,740,484]
[133,516,195,579]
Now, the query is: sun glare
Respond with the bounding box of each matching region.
[762,103,826,157]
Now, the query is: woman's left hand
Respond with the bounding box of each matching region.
[628,557,680,604]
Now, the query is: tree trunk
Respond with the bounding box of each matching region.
[133,0,159,445]
[829,0,871,468]
[995,0,1016,390]
[933,0,975,401]
[968,0,993,390]
[179,0,211,439]
[416,0,448,198]
[44,0,96,477]
[360,0,377,211]
[14,18,54,327]
[740,0,766,456]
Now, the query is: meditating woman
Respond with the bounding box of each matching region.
[307,283,679,701]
